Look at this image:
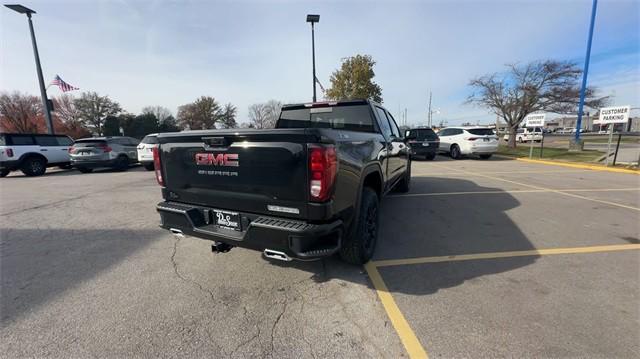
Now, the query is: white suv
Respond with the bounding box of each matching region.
[503,127,543,143]
[0,133,74,177]
[137,134,158,171]
[437,127,498,159]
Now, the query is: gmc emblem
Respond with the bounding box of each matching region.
[195,153,239,167]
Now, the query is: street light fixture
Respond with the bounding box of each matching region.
[4,4,55,134]
[306,14,320,102]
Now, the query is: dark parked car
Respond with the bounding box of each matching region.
[69,136,139,173]
[154,99,411,264]
[405,127,439,160]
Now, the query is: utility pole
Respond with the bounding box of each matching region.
[5,4,54,134]
[574,0,598,147]
[427,91,432,127]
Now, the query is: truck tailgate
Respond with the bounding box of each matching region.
[158,129,319,219]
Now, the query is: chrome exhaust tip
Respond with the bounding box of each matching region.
[169,228,185,237]
[263,249,292,262]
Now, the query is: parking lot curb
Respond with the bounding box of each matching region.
[495,156,639,174]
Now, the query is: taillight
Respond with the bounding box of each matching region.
[99,144,112,153]
[68,147,76,154]
[466,137,479,141]
[6,148,14,157]
[152,146,164,186]
[308,145,337,202]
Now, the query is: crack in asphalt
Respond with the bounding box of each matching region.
[230,323,261,357]
[269,300,287,357]
[169,236,216,303]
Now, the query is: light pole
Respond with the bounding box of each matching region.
[306,14,320,102]
[5,4,54,134]
[574,0,598,146]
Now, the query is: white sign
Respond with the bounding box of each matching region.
[595,106,630,124]
[525,113,545,127]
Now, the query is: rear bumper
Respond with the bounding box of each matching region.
[156,201,343,261]
[409,146,437,156]
[71,159,117,168]
[0,160,19,171]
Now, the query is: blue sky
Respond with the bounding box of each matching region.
[1,0,638,126]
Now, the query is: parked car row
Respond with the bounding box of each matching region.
[0,132,160,177]
[405,126,499,160]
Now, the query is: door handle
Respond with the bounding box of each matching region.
[40,149,48,151]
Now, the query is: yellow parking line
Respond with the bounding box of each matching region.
[390,188,640,198]
[364,262,429,359]
[372,244,640,268]
[511,157,639,175]
[429,163,640,211]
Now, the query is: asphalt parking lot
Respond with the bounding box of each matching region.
[1,158,639,358]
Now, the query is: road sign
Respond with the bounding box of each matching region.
[525,114,545,127]
[595,106,630,124]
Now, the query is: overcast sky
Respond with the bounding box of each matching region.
[1,0,638,126]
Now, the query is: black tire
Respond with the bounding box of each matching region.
[450,144,462,160]
[143,163,155,171]
[0,169,9,178]
[425,153,436,161]
[77,167,93,173]
[479,154,492,160]
[20,156,47,176]
[395,159,411,193]
[114,156,129,171]
[340,187,379,265]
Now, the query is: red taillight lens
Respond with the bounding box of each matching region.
[6,148,14,157]
[152,146,164,186]
[466,137,479,141]
[100,145,112,153]
[68,147,76,154]
[308,145,337,202]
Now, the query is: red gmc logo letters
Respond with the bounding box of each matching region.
[195,153,239,167]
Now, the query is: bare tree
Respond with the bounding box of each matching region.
[467,60,608,148]
[248,100,282,129]
[74,92,122,135]
[0,92,42,133]
[53,94,80,125]
[142,105,172,123]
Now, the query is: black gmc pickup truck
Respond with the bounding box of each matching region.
[154,99,411,264]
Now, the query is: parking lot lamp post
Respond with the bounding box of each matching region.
[4,4,54,134]
[574,0,598,145]
[306,14,320,102]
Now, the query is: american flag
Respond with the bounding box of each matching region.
[50,75,79,92]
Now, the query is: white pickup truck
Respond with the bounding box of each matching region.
[0,133,74,177]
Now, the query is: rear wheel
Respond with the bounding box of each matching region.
[114,156,129,171]
[479,154,492,160]
[340,187,379,265]
[77,167,93,173]
[20,157,47,176]
[143,163,154,171]
[450,144,462,159]
[0,169,9,178]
